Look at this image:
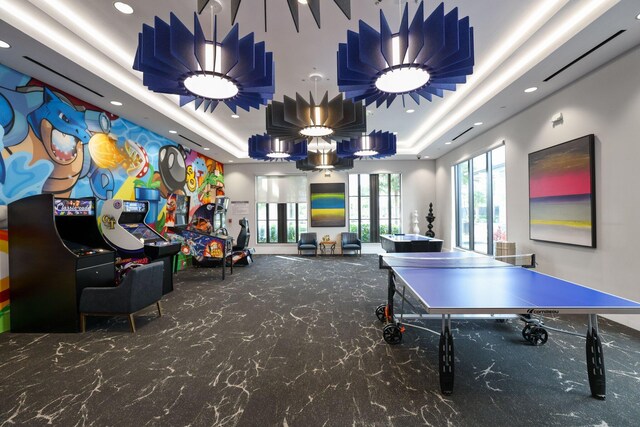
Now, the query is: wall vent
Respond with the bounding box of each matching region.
[452,126,474,141]
[543,30,626,82]
[22,56,104,98]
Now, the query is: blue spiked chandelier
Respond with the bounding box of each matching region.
[337,130,397,159]
[248,134,308,161]
[337,2,474,107]
[133,12,275,113]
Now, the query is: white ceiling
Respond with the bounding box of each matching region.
[1,0,639,163]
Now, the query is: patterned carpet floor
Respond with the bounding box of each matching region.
[1,254,640,426]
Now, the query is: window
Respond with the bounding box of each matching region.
[349,173,401,242]
[454,145,506,254]
[256,175,308,243]
[257,202,307,243]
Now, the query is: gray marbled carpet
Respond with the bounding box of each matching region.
[1,254,640,426]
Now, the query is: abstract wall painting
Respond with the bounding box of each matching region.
[310,183,345,227]
[529,134,596,247]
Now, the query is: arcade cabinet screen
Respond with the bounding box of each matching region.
[123,201,147,213]
[54,198,94,216]
[121,224,163,243]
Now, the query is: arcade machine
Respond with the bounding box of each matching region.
[8,194,115,332]
[166,197,233,279]
[100,199,181,294]
[212,196,230,234]
[167,194,191,271]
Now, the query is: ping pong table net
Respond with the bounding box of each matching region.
[381,253,536,269]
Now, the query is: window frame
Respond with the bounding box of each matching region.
[256,202,307,244]
[454,145,505,255]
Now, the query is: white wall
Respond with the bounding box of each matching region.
[435,46,640,330]
[224,159,436,254]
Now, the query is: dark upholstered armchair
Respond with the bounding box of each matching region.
[79,262,164,333]
[298,232,318,256]
[341,232,362,256]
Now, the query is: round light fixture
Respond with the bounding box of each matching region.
[298,0,308,4]
[267,152,291,159]
[405,109,415,114]
[474,122,483,126]
[300,126,334,137]
[183,74,239,100]
[231,114,240,119]
[445,141,452,145]
[636,12,640,20]
[204,147,210,151]
[354,149,378,157]
[524,86,538,93]
[0,40,10,49]
[113,2,134,15]
[169,130,178,134]
[375,67,430,94]
[110,101,123,106]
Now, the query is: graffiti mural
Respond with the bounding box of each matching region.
[0,62,225,332]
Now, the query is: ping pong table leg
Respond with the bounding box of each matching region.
[586,314,606,400]
[386,271,396,321]
[439,314,454,395]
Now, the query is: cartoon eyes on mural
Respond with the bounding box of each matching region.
[58,112,70,124]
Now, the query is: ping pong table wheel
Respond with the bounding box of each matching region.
[529,327,548,346]
[375,304,387,322]
[382,324,403,345]
[523,325,548,345]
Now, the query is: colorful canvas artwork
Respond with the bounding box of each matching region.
[529,135,596,247]
[310,183,345,227]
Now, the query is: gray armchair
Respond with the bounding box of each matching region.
[298,232,318,256]
[79,262,164,333]
[341,232,362,256]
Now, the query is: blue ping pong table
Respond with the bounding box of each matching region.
[377,252,640,399]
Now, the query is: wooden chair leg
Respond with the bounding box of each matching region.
[156,301,163,317]
[80,313,86,332]
[128,314,136,333]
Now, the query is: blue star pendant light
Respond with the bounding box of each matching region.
[133,12,275,113]
[337,130,397,159]
[248,134,308,161]
[337,1,474,107]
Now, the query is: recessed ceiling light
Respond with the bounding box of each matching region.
[231,114,240,119]
[298,0,308,5]
[204,147,210,151]
[0,40,10,49]
[406,109,415,114]
[474,122,483,126]
[636,12,640,20]
[393,132,398,135]
[228,160,234,163]
[524,86,538,93]
[110,100,123,106]
[113,2,134,15]
[169,130,177,134]
[445,141,452,145]
[424,155,430,158]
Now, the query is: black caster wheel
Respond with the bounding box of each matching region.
[522,324,533,342]
[375,304,387,322]
[383,324,403,345]
[529,327,548,346]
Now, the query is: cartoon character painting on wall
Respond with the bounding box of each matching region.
[183,149,224,208]
[0,73,112,202]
